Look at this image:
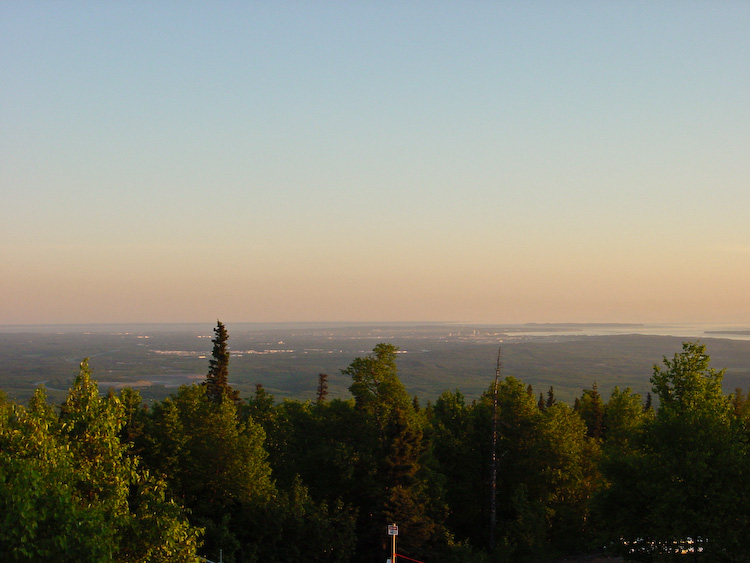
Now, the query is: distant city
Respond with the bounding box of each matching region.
[3,321,750,408]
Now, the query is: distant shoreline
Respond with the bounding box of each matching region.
[2,321,750,341]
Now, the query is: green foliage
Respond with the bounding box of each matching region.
[142,382,273,561]
[602,386,649,453]
[575,383,604,440]
[596,342,750,561]
[382,404,436,552]
[118,386,148,456]
[491,379,598,557]
[345,343,411,424]
[271,398,379,508]
[10,337,750,562]
[182,384,272,506]
[535,403,600,553]
[243,383,276,427]
[340,344,440,559]
[651,341,728,417]
[120,470,204,563]
[0,361,201,562]
[235,476,357,563]
[429,378,600,560]
[430,390,486,544]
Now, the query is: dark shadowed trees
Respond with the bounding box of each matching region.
[14,333,750,562]
[343,344,438,559]
[205,321,239,405]
[430,377,598,560]
[142,383,272,561]
[317,373,329,403]
[602,386,649,453]
[575,383,604,440]
[430,390,486,545]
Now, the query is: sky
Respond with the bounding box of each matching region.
[2,2,750,326]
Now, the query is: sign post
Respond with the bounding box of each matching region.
[388,523,398,562]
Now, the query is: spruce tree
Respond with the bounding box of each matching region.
[316,373,329,403]
[205,321,239,405]
[546,386,557,408]
[643,391,653,413]
[576,383,604,440]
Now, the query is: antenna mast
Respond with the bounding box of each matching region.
[489,346,502,550]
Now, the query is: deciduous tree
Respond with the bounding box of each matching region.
[343,344,438,559]
[0,362,201,562]
[596,342,749,560]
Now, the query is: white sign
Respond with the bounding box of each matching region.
[388,524,398,536]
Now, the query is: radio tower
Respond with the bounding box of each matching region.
[489,346,502,551]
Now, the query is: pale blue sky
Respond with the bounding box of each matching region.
[2,2,749,324]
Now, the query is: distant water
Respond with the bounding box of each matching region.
[2,321,750,341]
[489,322,750,341]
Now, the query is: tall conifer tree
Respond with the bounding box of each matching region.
[205,321,239,404]
[316,373,329,403]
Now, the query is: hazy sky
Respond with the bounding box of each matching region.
[2,2,749,325]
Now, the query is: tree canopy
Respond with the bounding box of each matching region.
[3,334,748,562]
[0,360,201,562]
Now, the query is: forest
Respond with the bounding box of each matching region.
[2,321,750,562]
